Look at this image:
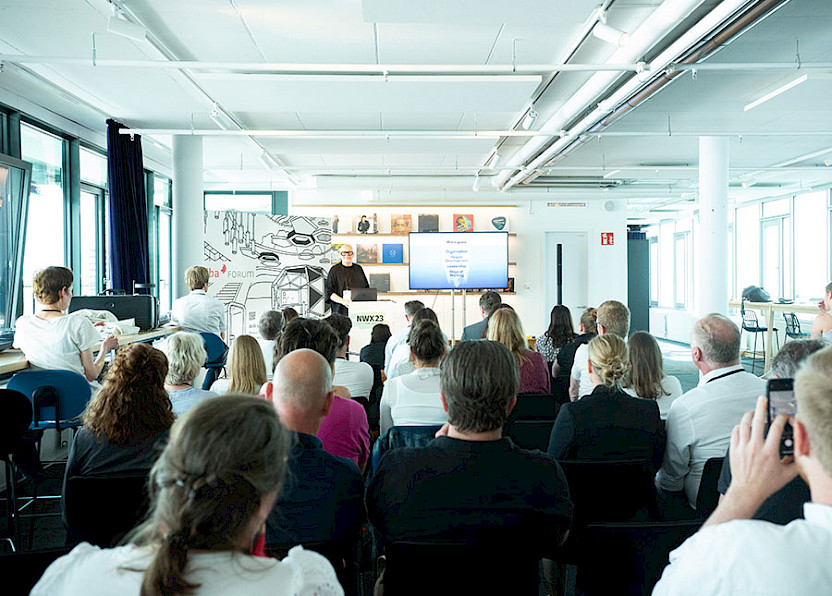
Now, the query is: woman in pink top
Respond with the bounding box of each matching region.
[488,307,551,395]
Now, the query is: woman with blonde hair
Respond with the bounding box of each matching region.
[37,395,342,595]
[210,334,268,396]
[487,307,550,394]
[548,334,665,471]
[158,332,216,417]
[621,331,682,420]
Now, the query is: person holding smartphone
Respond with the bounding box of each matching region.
[654,345,832,594]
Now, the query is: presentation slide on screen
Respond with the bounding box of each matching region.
[409,232,508,290]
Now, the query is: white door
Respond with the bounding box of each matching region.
[544,232,589,329]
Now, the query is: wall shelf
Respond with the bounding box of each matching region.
[333,232,517,237]
[357,261,517,267]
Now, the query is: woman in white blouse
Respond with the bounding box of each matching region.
[380,319,447,434]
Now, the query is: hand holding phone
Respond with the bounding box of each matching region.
[766,378,795,457]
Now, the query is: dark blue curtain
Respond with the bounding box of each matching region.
[106,119,149,293]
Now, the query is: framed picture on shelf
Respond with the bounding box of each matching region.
[418,213,439,232]
[391,214,413,234]
[382,243,404,263]
[490,216,509,231]
[330,243,344,263]
[355,213,378,234]
[331,215,340,234]
[369,273,391,293]
[356,244,379,264]
[453,214,474,232]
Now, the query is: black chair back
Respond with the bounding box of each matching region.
[741,309,763,331]
[695,456,724,518]
[575,519,703,595]
[504,393,559,451]
[0,547,73,595]
[63,473,150,547]
[384,539,539,595]
[783,312,808,338]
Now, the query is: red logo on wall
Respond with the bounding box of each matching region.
[601,232,614,246]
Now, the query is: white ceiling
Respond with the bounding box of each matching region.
[0,0,831,220]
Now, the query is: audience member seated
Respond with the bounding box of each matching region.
[282,306,299,325]
[360,323,391,370]
[621,331,683,420]
[267,318,370,470]
[548,334,665,471]
[211,334,268,396]
[570,300,628,400]
[555,307,597,378]
[264,349,365,552]
[384,300,424,376]
[257,310,284,379]
[717,339,825,525]
[810,281,832,341]
[37,395,342,595]
[326,314,374,400]
[536,304,576,362]
[657,314,766,510]
[460,291,501,341]
[654,346,832,594]
[14,266,118,385]
[62,343,173,538]
[379,319,447,435]
[488,307,550,394]
[387,307,445,380]
[367,340,572,549]
[158,332,216,417]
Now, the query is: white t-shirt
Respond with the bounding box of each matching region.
[333,358,374,399]
[379,367,447,435]
[386,343,416,380]
[384,324,411,376]
[654,503,832,595]
[13,314,101,376]
[621,374,683,420]
[258,338,276,379]
[170,290,226,336]
[32,542,343,596]
[570,343,594,399]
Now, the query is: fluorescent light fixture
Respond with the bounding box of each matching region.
[259,151,279,170]
[592,22,629,47]
[743,74,809,112]
[602,169,622,179]
[521,109,538,130]
[209,105,230,131]
[106,16,147,41]
[486,152,500,170]
[741,178,756,188]
[472,174,481,192]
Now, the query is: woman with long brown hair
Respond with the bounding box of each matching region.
[621,331,682,420]
[39,395,342,595]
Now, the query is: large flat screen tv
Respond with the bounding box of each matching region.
[409,232,508,290]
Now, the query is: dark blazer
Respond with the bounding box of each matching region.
[548,384,666,471]
[460,319,486,341]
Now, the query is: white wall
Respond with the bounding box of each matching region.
[291,189,628,339]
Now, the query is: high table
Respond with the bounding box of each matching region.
[728,300,819,373]
[0,325,181,377]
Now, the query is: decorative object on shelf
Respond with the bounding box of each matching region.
[453,214,474,232]
[369,273,391,293]
[330,243,344,264]
[331,214,340,234]
[357,244,379,264]
[491,216,509,231]
[418,213,439,232]
[355,213,378,234]
[391,213,413,234]
[502,277,515,293]
[382,243,404,264]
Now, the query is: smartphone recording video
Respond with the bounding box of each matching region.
[766,378,795,457]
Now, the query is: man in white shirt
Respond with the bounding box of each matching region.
[570,300,629,399]
[654,346,832,594]
[657,313,766,509]
[384,300,424,376]
[170,266,226,339]
[326,313,374,399]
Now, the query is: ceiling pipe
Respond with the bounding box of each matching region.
[501,0,789,190]
[494,0,709,190]
[118,128,546,138]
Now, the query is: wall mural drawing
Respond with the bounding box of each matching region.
[203,211,331,341]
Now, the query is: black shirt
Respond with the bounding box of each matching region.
[325,262,369,315]
[555,332,595,378]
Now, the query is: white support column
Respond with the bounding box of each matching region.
[172,135,204,299]
[698,136,729,315]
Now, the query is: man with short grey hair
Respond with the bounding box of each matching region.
[367,340,572,554]
[461,291,501,341]
[257,310,283,379]
[384,300,425,375]
[657,313,766,510]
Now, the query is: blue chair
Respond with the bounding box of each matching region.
[7,370,92,435]
[199,332,228,391]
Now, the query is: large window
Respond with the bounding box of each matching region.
[20,123,66,314]
[79,147,108,294]
[673,231,692,308]
[649,236,658,306]
[735,203,761,297]
[154,176,173,313]
[794,191,828,302]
